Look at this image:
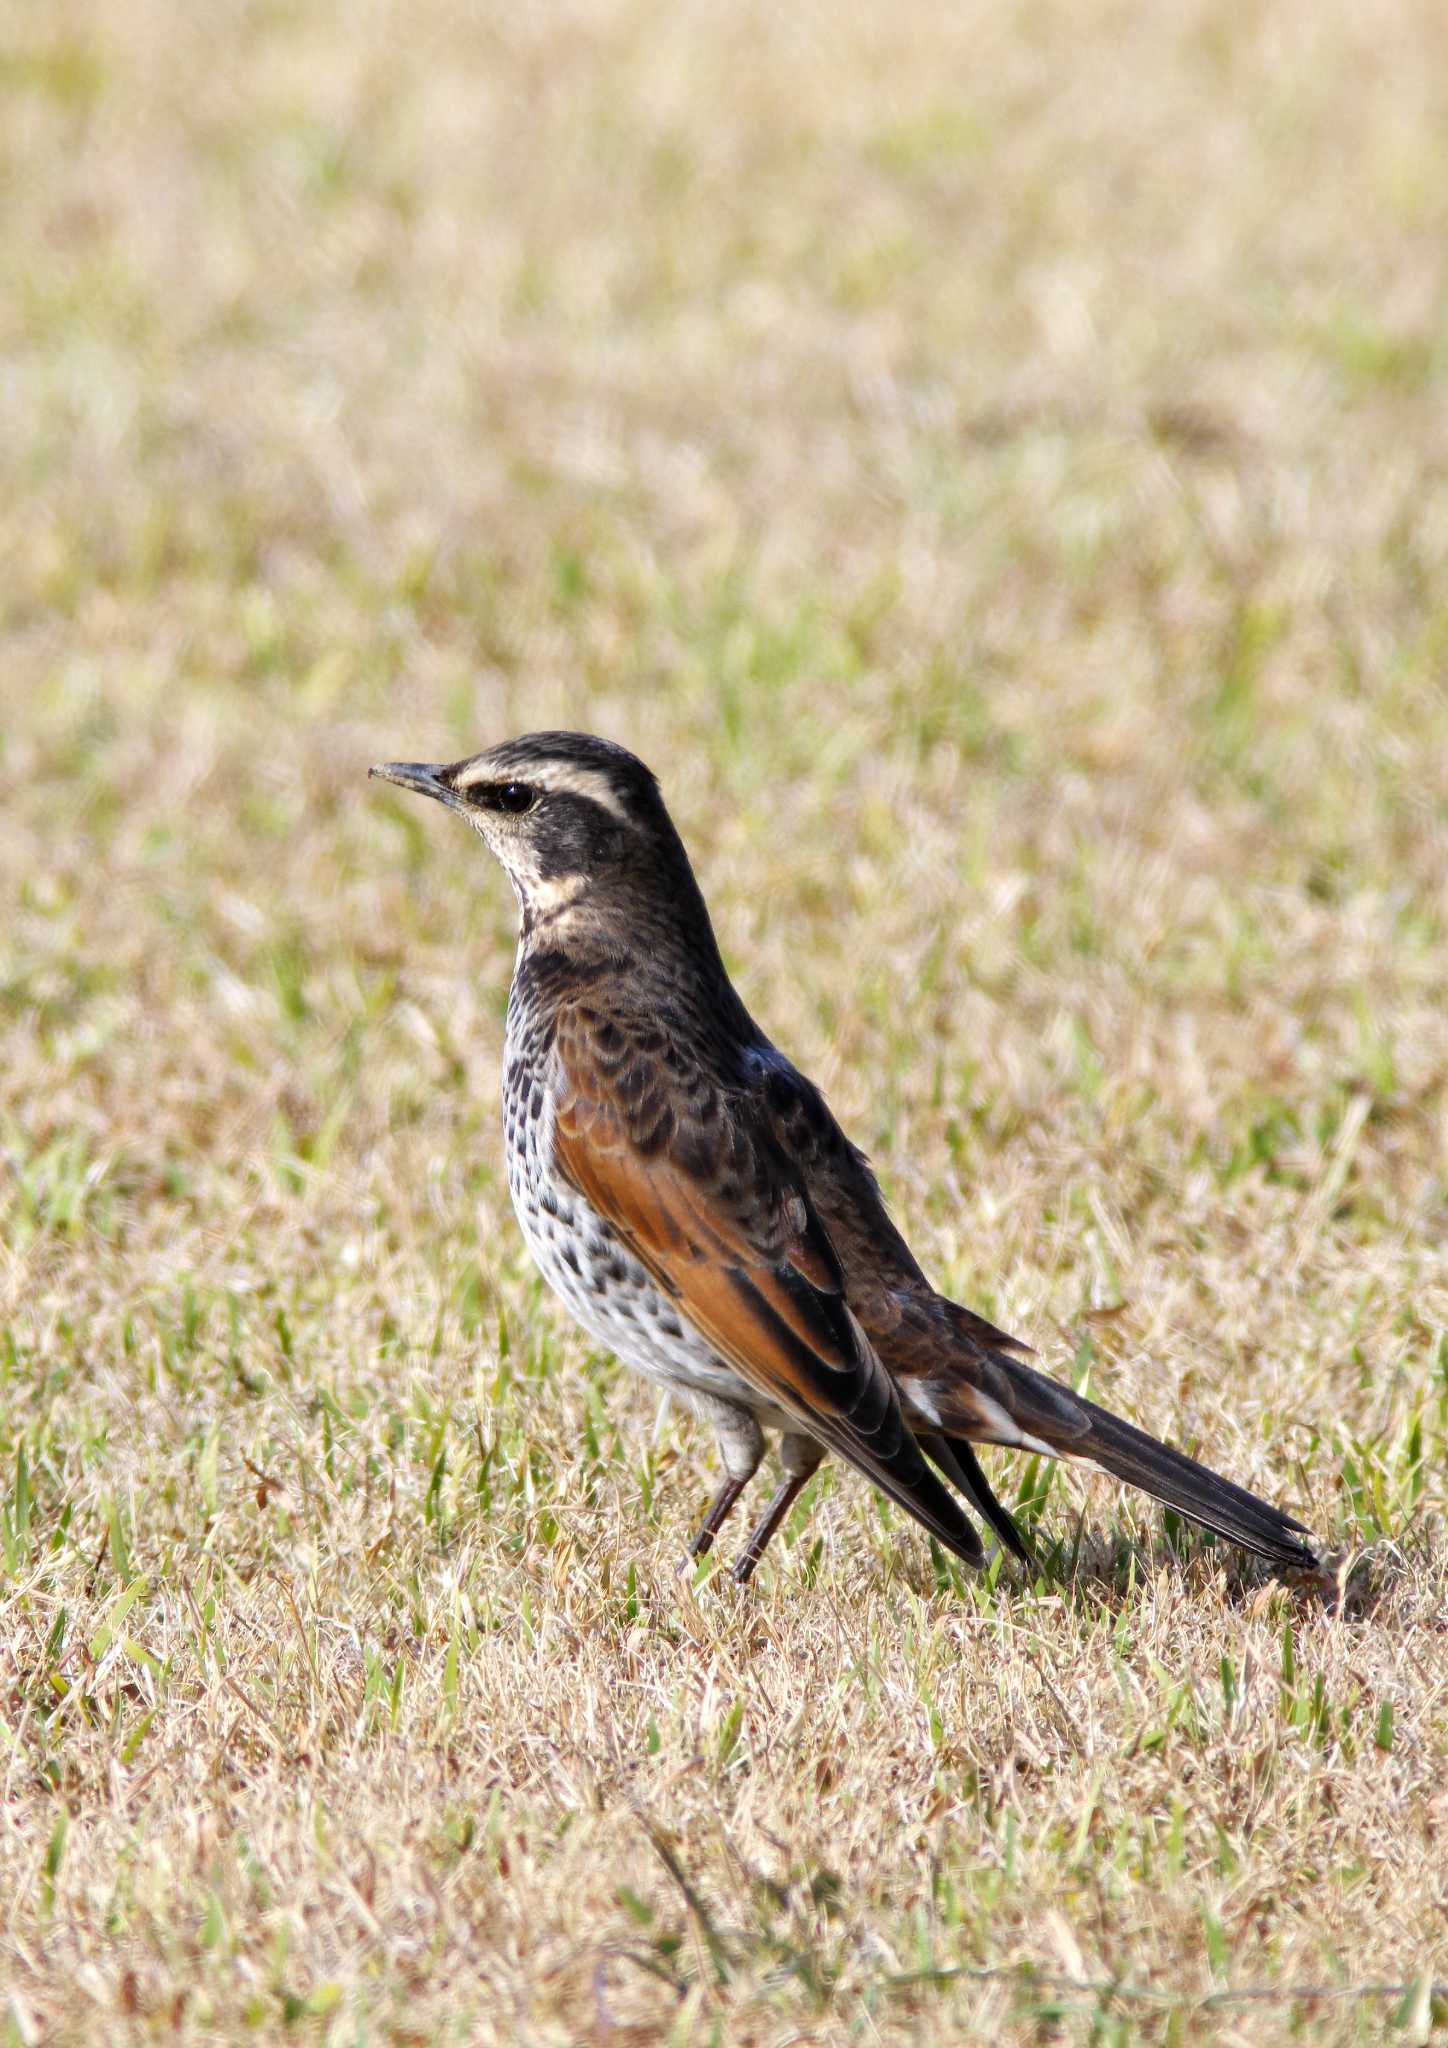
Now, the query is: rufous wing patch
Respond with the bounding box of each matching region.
[548,1003,988,1567]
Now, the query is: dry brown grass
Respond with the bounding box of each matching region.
[3,0,1447,2040]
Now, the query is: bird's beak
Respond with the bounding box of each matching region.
[368,761,470,817]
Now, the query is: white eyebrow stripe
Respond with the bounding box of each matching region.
[454,758,632,822]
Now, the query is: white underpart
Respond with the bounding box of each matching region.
[504,1063,796,1436]
[972,1390,1058,1459]
[904,1379,1058,1460]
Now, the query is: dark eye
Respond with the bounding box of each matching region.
[492,782,536,814]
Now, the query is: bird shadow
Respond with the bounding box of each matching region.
[902,1516,1410,1624]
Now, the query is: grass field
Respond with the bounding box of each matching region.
[3,0,1447,2040]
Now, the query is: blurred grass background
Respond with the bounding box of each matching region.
[2,0,1446,2041]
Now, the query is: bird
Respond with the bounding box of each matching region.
[370,733,1318,1585]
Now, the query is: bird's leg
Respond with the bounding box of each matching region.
[688,1474,750,1558]
[681,1398,762,1569]
[731,1435,823,1584]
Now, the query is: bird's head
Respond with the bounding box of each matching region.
[370,731,697,936]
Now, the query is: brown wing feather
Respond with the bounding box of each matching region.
[747,1047,1038,1433]
[751,1050,1316,1569]
[550,1007,987,1567]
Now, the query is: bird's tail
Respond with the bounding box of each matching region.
[917,1351,1318,1571]
[921,1433,1035,1564]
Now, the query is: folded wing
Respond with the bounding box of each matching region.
[549,1005,989,1569]
[754,1044,1317,1571]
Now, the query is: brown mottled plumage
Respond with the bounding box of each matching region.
[370,733,1317,1583]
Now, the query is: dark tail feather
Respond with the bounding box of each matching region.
[988,1355,1319,1570]
[922,1434,1034,1565]
[1068,1396,1318,1568]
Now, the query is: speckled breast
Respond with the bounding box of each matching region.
[499,1001,761,1413]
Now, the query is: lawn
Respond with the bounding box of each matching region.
[1,0,1446,2040]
